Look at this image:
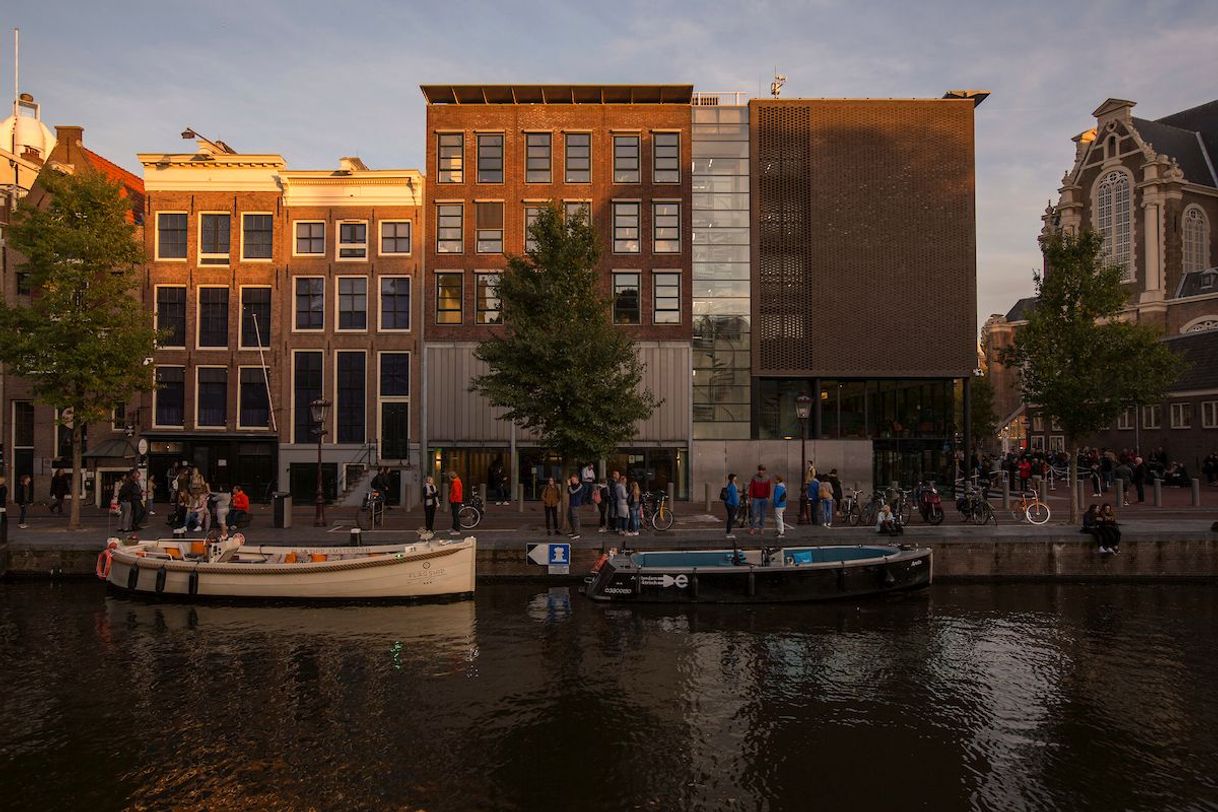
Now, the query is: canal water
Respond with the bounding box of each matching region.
[1,582,1216,811]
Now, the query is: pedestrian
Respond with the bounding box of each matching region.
[49,469,67,514]
[722,473,739,539]
[16,474,32,529]
[422,475,439,536]
[225,485,250,529]
[117,470,136,532]
[747,465,771,535]
[627,479,642,536]
[818,477,834,527]
[566,473,583,540]
[613,473,628,534]
[594,478,608,532]
[130,470,147,530]
[581,462,596,503]
[488,457,507,506]
[448,470,464,536]
[1018,457,1032,492]
[541,476,560,535]
[772,474,787,538]
[1133,456,1147,503]
[806,470,821,526]
[0,475,8,538]
[1114,459,1133,505]
[606,471,621,532]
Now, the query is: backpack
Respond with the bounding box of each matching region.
[591,486,602,504]
[719,486,729,502]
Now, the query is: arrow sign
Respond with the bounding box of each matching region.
[526,543,550,565]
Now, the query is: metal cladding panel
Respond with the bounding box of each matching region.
[635,343,691,442]
[425,345,513,442]
[751,99,978,378]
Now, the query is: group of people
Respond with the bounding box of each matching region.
[982,446,1185,505]
[1082,503,1121,554]
[162,463,249,533]
[544,470,645,539]
[720,463,847,538]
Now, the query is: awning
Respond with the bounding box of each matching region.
[81,438,138,461]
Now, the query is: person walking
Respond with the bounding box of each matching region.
[541,476,560,535]
[117,470,137,532]
[773,475,788,538]
[488,457,508,506]
[448,470,464,536]
[722,473,740,539]
[422,475,439,536]
[581,463,596,503]
[16,474,32,529]
[605,472,620,533]
[613,473,628,535]
[130,470,147,530]
[1132,456,1147,503]
[747,465,771,535]
[627,479,642,536]
[806,470,821,526]
[566,473,583,540]
[818,477,835,527]
[49,469,67,514]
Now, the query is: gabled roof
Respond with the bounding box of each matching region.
[1133,116,1217,187]
[78,147,145,224]
[1163,329,1218,391]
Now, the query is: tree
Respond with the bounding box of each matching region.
[970,373,997,451]
[0,170,158,529]
[471,203,659,464]
[1002,230,1181,521]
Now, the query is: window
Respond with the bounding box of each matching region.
[437,204,463,253]
[1031,414,1044,432]
[565,132,590,183]
[524,204,544,252]
[198,288,229,348]
[295,277,325,330]
[653,272,680,324]
[239,367,271,429]
[613,135,640,183]
[654,201,680,253]
[438,133,464,183]
[476,273,502,324]
[111,403,127,431]
[564,200,590,225]
[653,132,680,183]
[1048,435,1065,452]
[613,201,640,253]
[380,221,412,255]
[1117,406,1135,430]
[156,286,187,347]
[242,214,273,260]
[338,221,368,260]
[436,273,463,324]
[240,287,272,348]
[157,213,187,260]
[1095,170,1132,280]
[337,277,368,330]
[293,352,323,443]
[1050,417,1062,432]
[1170,402,1192,429]
[1183,206,1210,274]
[199,213,231,265]
[295,221,325,255]
[379,277,411,330]
[379,353,411,459]
[197,368,228,427]
[1029,435,1045,452]
[525,133,551,183]
[1142,403,1161,429]
[613,272,641,324]
[336,352,366,444]
[476,202,504,253]
[477,133,504,183]
[154,366,185,427]
[1202,401,1218,429]
[380,353,410,396]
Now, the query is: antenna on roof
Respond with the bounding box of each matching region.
[770,70,785,98]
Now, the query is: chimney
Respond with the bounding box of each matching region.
[338,156,368,172]
[54,125,85,165]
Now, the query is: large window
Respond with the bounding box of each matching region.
[653,132,680,183]
[653,201,680,253]
[336,352,366,444]
[1170,402,1192,429]
[565,132,590,183]
[380,221,412,255]
[564,200,590,225]
[380,353,410,397]
[199,213,231,265]
[1142,403,1161,430]
[436,273,463,324]
[293,352,323,443]
[379,277,411,330]
[295,277,325,330]
[613,135,640,183]
[477,133,504,184]
[380,353,411,459]
[1096,170,1132,280]
[198,288,229,347]
[525,133,551,183]
[242,213,273,260]
[1203,400,1218,429]
[239,367,271,429]
[337,277,368,330]
[1117,405,1135,430]
[438,133,463,183]
[338,221,368,260]
[156,286,187,347]
[157,213,187,260]
[155,366,185,427]
[295,221,325,255]
[240,287,272,348]
[1184,206,1210,274]
[476,202,504,253]
[197,367,228,427]
[653,272,681,324]
[613,272,641,325]
[437,204,463,253]
[524,204,544,252]
[613,201,640,253]
[476,272,502,324]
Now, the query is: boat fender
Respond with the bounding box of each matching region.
[188,570,200,596]
[747,568,756,597]
[691,570,699,600]
[591,553,609,574]
[126,564,140,591]
[155,567,168,594]
[95,540,118,581]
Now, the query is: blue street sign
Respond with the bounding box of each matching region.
[548,543,570,566]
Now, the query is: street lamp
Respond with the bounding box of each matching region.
[310,398,331,527]
[795,392,812,524]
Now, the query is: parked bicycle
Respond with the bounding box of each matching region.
[356,489,386,530]
[889,487,914,526]
[641,490,675,531]
[956,482,997,525]
[839,487,865,527]
[860,490,887,527]
[457,492,484,530]
[1011,490,1051,525]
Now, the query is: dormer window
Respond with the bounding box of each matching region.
[1201,271,1216,291]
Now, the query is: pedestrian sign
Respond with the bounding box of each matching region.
[548,544,569,565]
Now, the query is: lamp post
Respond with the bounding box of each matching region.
[796,392,812,524]
[310,398,331,527]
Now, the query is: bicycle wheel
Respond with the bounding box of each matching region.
[458,506,480,530]
[846,502,862,527]
[356,506,372,530]
[1010,503,1026,522]
[652,504,674,531]
[1026,502,1050,525]
[862,502,878,527]
[927,505,944,526]
[899,500,912,526]
[981,503,997,525]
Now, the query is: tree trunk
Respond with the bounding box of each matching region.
[1068,442,1079,525]
[70,419,83,530]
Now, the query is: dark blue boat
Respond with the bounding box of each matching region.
[582,544,931,603]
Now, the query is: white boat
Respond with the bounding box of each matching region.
[96,534,476,601]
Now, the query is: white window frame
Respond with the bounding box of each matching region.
[238,284,273,350]
[335,275,369,333]
[1202,400,1218,429]
[377,350,412,460]
[1048,435,1065,452]
[1117,406,1135,430]
[292,220,326,257]
[197,211,232,266]
[1183,204,1211,274]
[152,365,187,430]
[653,199,681,254]
[195,365,230,430]
[653,271,681,324]
[336,219,369,261]
[1050,416,1062,432]
[1142,403,1161,430]
[292,275,326,333]
[155,211,189,262]
[378,220,413,256]
[1031,414,1044,432]
[333,349,368,445]
[195,285,230,350]
[154,284,188,350]
[1029,435,1045,452]
[240,211,275,262]
[377,275,412,332]
[1170,401,1192,430]
[290,349,326,445]
[237,365,272,430]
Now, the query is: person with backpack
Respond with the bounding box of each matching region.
[721,473,739,539]
[772,475,788,538]
[818,478,835,528]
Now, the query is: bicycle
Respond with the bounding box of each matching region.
[458,493,484,530]
[860,491,886,527]
[1011,490,1051,525]
[956,483,997,525]
[889,488,914,526]
[839,487,864,526]
[356,490,386,530]
[643,490,675,531]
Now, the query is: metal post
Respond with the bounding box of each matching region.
[1037,476,1047,503]
[313,427,326,527]
[1192,477,1201,508]
[1153,478,1163,507]
[962,375,972,484]
[705,482,712,513]
[797,417,810,524]
[1001,479,1010,510]
[1116,479,1126,510]
[517,483,524,513]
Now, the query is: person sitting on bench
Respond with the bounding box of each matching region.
[226,485,250,529]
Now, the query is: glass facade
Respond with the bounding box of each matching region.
[691,104,751,439]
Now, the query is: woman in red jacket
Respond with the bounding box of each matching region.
[226,485,250,529]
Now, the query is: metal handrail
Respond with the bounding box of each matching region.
[692,91,749,106]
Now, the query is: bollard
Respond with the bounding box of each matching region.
[1077,480,1087,511]
[705,482,712,513]
[349,527,362,547]
[478,483,487,505]
[1001,480,1011,510]
[1153,479,1163,507]
[667,482,675,505]
[517,483,525,513]
[1192,477,1202,508]
[442,483,451,506]
[1037,477,1047,503]
[1116,479,1126,510]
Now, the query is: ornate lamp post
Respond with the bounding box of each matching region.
[310,398,331,527]
[796,392,812,524]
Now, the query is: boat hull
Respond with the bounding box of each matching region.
[583,545,931,603]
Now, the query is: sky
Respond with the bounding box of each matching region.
[4,0,1216,328]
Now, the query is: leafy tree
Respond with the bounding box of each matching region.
[970,374,997,450]
[0,170,158,529]
[471,203,659,465]
[1002,230,1181,521]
